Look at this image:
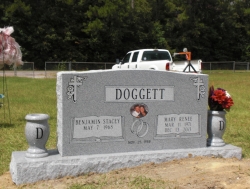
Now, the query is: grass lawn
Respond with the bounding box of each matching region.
[0,71,250,175]
[0,77,57,175]
[204,71,250,158]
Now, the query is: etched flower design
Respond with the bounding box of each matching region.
[67,85,74,92]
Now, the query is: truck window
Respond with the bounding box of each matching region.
[122,53,131,64]
[141,51,171,61]
[132,52,139,62]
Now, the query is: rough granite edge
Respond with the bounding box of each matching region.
[10,144,242,185]
[56,73,62,154]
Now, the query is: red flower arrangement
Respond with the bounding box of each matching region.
[208,86,234,111]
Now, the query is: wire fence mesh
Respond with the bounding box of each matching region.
[0,61,249,78]
[202,61,250,72]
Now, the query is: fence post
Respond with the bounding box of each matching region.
[32,62,35,78]
[45,62,47,78]
[233,61,235,72]
[68,62,71,71]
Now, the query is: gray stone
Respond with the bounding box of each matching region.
[57,70,208,156]
[10,144,242,185]
[25,114,50,158]
[10,70,243,185]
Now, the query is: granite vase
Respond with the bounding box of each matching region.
[207,110,226,147]
[25,113,50,158]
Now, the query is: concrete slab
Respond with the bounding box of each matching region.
[10,144,242,185]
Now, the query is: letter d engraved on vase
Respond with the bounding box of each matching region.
[219,121,225,131]
[36,128,44,139]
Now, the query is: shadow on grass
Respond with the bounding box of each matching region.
[0,123,15,128]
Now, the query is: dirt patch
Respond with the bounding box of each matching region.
[2,156,250,189]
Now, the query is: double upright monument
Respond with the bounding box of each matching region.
[10,70,242,184]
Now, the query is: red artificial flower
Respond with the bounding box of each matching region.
[222,97,234,110]
[211,89,227,103]
[208,85,234,111]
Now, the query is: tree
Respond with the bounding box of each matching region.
[1,0,250,68]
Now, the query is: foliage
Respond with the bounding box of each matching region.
[0,0,250,69]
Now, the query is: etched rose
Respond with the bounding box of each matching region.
[67,85,74,92]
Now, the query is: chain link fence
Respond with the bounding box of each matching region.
[45,62,115,78]
[1,61,249,78]
[0,62,35,78]
[202,61,250,72]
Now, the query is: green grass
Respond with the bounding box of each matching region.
[0,71,250,180]
[67,175,175,189]
[203,71,250,157]
[0,77,57,175]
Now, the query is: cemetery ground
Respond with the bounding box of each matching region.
[1,156,250,188]
[1,71,250,188]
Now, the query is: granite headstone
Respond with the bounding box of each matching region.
[57,70,208,156]
[10,70,242,185]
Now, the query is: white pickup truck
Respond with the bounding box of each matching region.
[112,49,202,73]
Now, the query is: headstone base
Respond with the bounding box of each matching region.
[10,144,242,185]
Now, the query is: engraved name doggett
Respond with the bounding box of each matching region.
[105,86,174,102]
